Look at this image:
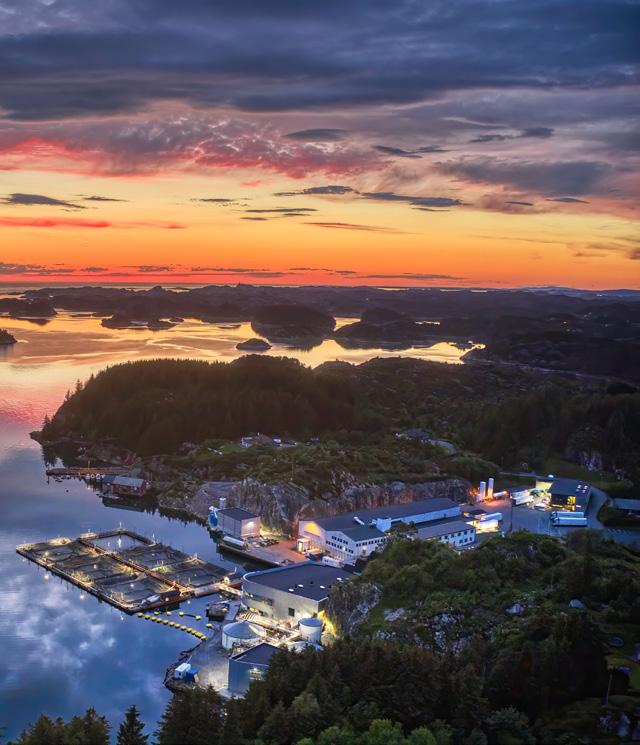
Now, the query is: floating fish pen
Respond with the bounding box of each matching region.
[17,528,232,614]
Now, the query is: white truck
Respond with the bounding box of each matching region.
[551,513,587,527]
[511,491,533,506]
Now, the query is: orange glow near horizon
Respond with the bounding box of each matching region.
[1,134,638,290]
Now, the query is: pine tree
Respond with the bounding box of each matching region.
[116,705,148,745]
[156,688,223,745]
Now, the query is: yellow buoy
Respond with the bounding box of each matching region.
[144,614,150,619]
[166,611,172,616]
[195,615,202,621]
[206,623,213,629]
[178,611,185,617]
[136,612,143,617]
[162,620,168,625]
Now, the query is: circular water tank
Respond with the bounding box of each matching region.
[298,617,323,644]
[221,620,261,650]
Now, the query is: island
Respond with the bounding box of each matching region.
[0,329,17,345]
[236,338,272,352]
[250,303,336,343]
[101,313,177,330]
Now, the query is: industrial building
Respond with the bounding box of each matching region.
[536,477,592,512]
[216,507,261,540]
[242,562,351,623]
[416,518,476,547]
[298,497,461,561]
[227,643,280,695]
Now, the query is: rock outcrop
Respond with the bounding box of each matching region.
[183,476,470,533]
[326,580,382,636]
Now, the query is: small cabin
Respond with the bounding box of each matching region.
[112,476,148,496]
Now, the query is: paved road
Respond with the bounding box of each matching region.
[491,481,640,548]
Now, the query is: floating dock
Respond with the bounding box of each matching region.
[17,528,232,614]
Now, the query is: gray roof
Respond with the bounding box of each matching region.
[244,562,352,602]
[417,518,475,540]
[335,525,386,542]
[218,507,259,521]
[315,497,459,531]
[611,498,640,511]
[231,642,280,666]
[113,476,145,487]
[550,478,591,497]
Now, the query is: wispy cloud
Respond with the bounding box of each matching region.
[1,192,86,209]
[305,221,405,233]
[284,129,347,142]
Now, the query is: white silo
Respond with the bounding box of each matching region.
[487,478,495,500]
[479,481,487,501]
[221,620,262,650]
[298,617,323,644]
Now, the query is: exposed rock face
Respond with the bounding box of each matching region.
[298,479,470,523]
[186,477,470,534]
[326,580,382,636]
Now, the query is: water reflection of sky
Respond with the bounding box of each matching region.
[0,310,477,738]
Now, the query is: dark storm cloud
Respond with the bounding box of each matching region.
[439,159,611,196]
[274,185,355,196]
[0,0,637,120]
[1,192,85,209]
[506,200,535,206]
[284,129,347,142]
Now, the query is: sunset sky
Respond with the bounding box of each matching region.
[0,0,638,288]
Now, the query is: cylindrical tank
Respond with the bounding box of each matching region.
[479,481,487,501]
[221,620,261,650]
[487,478,495,500]
[298,617,323,644]
[219,496,227,509]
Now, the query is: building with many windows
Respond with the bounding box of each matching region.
[416,518,476,547]
[298,497,461,561]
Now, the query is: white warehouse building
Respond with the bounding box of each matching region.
[242,562,352,623]
[298,497,462,562]
[416,518,476,547]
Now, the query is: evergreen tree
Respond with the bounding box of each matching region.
[116,705,148,745]
[156,688,223,745]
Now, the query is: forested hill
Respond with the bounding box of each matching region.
[38,357,640,484]
[39,356,370,455]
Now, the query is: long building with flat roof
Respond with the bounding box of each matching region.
[242,562,352,623]
[298,497,461,562]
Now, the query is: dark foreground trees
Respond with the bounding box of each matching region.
[117,705,148,745]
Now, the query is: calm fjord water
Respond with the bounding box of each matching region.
[0,311,471,737]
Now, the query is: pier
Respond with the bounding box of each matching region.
[17,528,233,614]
